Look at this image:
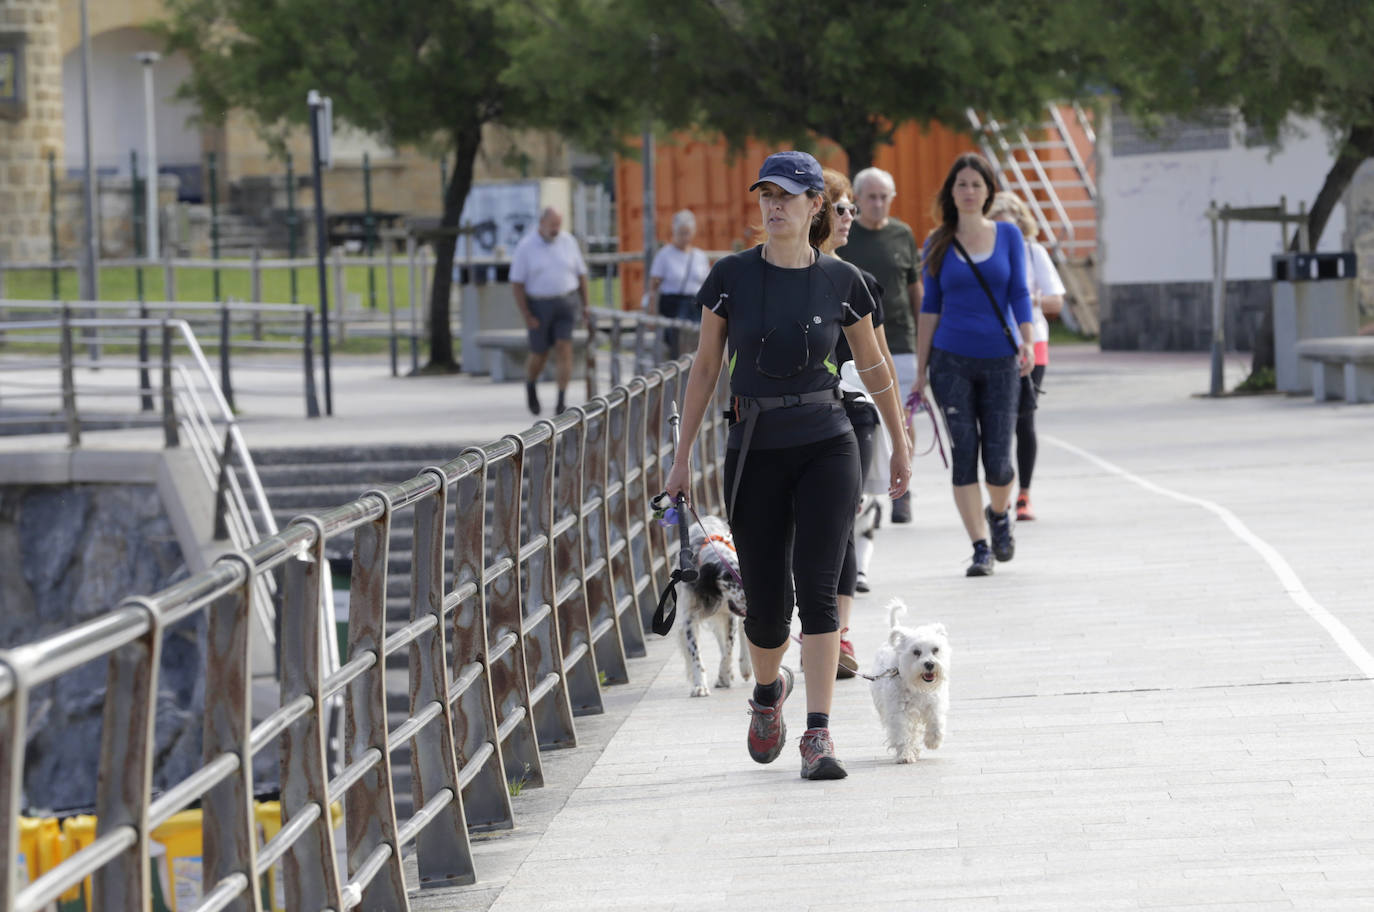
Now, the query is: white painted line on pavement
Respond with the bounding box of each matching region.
[1047,434,1374,679]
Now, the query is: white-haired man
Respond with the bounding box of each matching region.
[511,206,589,415]
[838,167,922,522]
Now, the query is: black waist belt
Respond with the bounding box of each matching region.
[725,386,843,517]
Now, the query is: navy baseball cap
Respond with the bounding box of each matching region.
[749,150,825,194]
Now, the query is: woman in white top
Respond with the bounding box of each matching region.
[648,209,711,355]
[988,192,1065,522]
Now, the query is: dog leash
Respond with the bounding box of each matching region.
[785,631,898,681]
[905,389,948,468]
[651,409,698,636]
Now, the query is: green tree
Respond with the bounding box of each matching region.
[160,0,543,370]
[508,0,1076,172]
[1080,0,1374,371]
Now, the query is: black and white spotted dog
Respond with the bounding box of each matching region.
[680,514,753,697]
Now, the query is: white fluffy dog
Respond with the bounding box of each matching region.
[679,514,752,697]
[869,599,950,763]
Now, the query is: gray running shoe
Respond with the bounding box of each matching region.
[985,505,1015,562]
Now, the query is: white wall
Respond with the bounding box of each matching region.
[63,27,201,176]
[1101,113,1344,284]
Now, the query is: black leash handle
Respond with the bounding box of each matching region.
[652,404,696,635]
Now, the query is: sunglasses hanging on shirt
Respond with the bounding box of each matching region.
[755,248,816,380]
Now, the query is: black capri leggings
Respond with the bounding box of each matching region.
[1016,364,1046,488]
[723,432,861,649]
[928,348,1019,488]
[838,401,878,598]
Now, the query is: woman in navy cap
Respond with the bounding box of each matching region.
[665,150,912,780]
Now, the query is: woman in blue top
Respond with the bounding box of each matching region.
[915,153,1034,577]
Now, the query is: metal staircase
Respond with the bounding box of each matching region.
[967,103,1098,263]
[967,102,1100,334]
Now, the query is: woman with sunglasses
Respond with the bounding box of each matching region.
[665,151,912,780]
[916,153,1034,577]
[821,167,901,678]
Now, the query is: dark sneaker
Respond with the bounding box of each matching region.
[525,382,541,416]
[746,666,794,764]
[837,638,858,679]
[986,505,1015,562]
[890,491,912,524]
[799,728,848,780]
[854,571,870,593]
[966,540,994,577]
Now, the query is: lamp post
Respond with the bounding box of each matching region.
[135,51,160,260]
[77,0,99,302]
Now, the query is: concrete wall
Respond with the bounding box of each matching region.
[1098,107,1353,350]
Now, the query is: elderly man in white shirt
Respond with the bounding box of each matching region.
[510,206,590,415]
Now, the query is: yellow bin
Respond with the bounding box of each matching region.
[17,817,62,911]
[255,800,345,912]
[149,809,204,911]
[54,815,171,912]
[58,816,95,912]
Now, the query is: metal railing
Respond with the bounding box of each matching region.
[0,314,280,648]
[0,299,319,416]
[0,342,730,911]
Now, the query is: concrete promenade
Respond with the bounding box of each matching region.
[14,343,1374,909]
[423,346,1372,911]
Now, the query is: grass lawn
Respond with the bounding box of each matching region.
[1,261,626,360]
[2,262,624,311]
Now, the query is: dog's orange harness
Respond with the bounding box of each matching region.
[699,534,735,556]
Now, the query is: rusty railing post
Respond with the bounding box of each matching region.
[91,597,162,912]
[343,490,409,907]
[202,554,265,912]
[485,442,545,789]
[603,391,647,658]
[451,448,516,831]
[505,433,577,749]
[576,402,630,685]
[542,418,603,715]
[405,469,480,890]
[279,517,344,911]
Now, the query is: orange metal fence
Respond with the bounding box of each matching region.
[615,122,979,307]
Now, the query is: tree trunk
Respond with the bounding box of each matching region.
[1250,124,1374,375]
[425,121,483,371]
[843,140,874,176]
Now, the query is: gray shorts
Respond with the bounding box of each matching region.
[527,294,578,355]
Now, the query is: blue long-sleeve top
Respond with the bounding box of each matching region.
[921,220,1034,358]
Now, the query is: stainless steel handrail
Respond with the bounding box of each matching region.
[0,308,729,912]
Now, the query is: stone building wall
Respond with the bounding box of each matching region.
[0,0,63,263]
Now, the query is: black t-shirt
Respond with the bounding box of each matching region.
[696,246,876,450]
[834,267,884,367]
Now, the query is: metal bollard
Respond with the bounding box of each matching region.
[161,322,179,446]
[303,309,320,418]
[220,303,235,412]
[60,306,80,447]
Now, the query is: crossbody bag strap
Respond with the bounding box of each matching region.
[950,236,1019,358]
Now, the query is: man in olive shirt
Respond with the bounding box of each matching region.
[838,167,922,522]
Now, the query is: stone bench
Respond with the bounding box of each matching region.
[1295,336,1374,403]
[475,329,589,383]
